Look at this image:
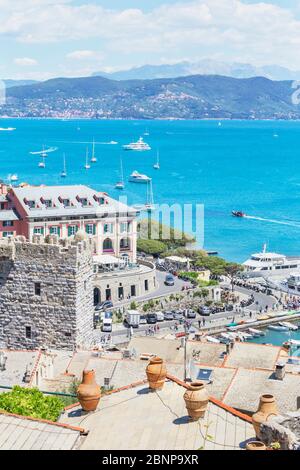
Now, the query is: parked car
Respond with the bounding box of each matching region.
[95,300,113,311]
[139,314,147,325]
[199,306,211,316]
[173,311,184,320]
[163,311,174,321]
[164,274,175,286]
[146,313,157,324]
[185,309,196,319]
[156,311,164,322]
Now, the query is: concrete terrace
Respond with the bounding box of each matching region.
[60,380,254,450]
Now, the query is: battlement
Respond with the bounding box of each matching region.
[0,234,94,264]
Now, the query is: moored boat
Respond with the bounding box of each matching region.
[123,137,151,151]
[268,324,289,332]
[129,171,151,183]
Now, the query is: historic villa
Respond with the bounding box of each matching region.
[0,183,157,349]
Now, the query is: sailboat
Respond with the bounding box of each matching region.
[145,179,155,212]
[153,150,160,170]
[84,148,91,169]
[90,139,97,163]
[38,155,46,168]
[115,157,125,189]
[60,154,67,178]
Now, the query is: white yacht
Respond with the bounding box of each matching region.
[128,171,151,184]
[243,244,300,277]
[9,174,18,182]
[123,137,151,151]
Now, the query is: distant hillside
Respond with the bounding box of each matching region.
[2,74,300,120]
[93,60,300,82]
[3,79,38,89]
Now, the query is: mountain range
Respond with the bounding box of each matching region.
[93,60,300,82]
[2,74,300,120]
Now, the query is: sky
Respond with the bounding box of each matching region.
[2,0,300,80]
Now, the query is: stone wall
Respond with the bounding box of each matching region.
[0,235,94,350]
[260,412,300,450]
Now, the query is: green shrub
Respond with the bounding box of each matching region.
[0,386,65,422]
[137,239,167,256]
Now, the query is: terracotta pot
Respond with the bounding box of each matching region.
[252,394,278,438]
[184,381,209,421]
[77,369,101,412]
[246,441,267,451]
[146,356,167,390]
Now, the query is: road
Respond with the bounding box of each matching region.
[93,284,278,345]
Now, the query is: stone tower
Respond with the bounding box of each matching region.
[0,235,94,350]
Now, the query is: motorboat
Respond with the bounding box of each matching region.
[278,322,298,331]
[128,171,151,183]
[268,324,289,331]
[0,127,16,131]
[205,336,220,344]
[248,328,265,337]
[123,137,151,151]
[232,211,246,217]
[9,174,18,182]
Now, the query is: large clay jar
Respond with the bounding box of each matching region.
[77,369,101,412]
[252,394,278,438]
[246,441,266,451]
[184,381,209,421]
[146,356,167,390]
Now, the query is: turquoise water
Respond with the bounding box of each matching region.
[248,323,300,356]
[2,118,300,262]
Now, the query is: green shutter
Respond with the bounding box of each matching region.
[93,224,96,235]
[85,225,89,234]
[68,226,72,237]
[57,227,61,237]
[41,227,44,235]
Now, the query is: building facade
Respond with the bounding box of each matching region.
[0,183,138,263]
[0,183,157,310]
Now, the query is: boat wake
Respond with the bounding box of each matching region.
[245,215,300,228]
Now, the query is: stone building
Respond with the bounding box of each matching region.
[0,235,94,350]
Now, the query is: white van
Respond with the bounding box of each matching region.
[156,311,164,322]
[102,318,112,332]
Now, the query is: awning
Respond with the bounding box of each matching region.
[93,254,122,265]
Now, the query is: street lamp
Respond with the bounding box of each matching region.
[183,320,191,383]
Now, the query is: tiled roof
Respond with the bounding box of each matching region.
[0,210,19,221]
[0,412,84,450]
[12,184,137,219]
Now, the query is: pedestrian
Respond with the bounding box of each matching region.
[198,320,201,328]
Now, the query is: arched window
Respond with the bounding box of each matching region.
[94,287,101,306]
[103,238,113,252]
[120,238,130,250]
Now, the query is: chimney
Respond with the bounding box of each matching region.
[275,362,286,380]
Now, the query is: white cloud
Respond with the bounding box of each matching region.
[66,50,103,60]
[2,1,300,70]
[14,57,38,66]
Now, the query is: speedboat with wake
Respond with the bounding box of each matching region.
[232,211,246,218]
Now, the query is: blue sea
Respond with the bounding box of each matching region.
[1,118,300,262]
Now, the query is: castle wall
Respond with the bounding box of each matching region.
[0,236,94,350]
